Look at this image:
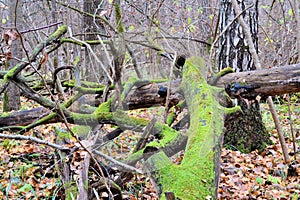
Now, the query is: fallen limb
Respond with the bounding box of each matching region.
[215,63,300,97]
[0,133,68,150]
[142,57,231,199]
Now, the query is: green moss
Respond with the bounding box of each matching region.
[114,2,125,33]
[69,85,106,94]
[46,25,67,43]
[95,99,112,113]
[147,56,225,199]
[21,113,57,134]
[218,67,234,76]
[124,147,144,163]
[72,56,80,66]
[122,77,138,101]
[149,78,169,83]
[166,100,185,126]
[147,152,215,199]
[55,126,72,139]
[113,110,148,128]
[159,165,214,199]
[166,109,176,126]
[71,125,92,139]
[70,112,113,125]
[146,124,179,148]
[60,38,85,46]
[60,38,110,46]
[3,64,19,82]
[225,106,242,115]
[0,112,10,117]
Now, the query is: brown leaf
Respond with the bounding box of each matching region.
[4,49,11,61]
[6,29,20,41]
[2,33,9,44]
[39,52,48,67]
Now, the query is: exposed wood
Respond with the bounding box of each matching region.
[124,79,182,109]
[215,63,300,97]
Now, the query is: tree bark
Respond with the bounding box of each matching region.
[218,0,258,71]
[215,63,300,97]
[218,0,269,153]
[1,62,300,128]
[0,107,53,127]
[83,0,106,82]
[3,0,22,111]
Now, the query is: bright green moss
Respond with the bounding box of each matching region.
[3,64,19,82]
[71,125,92,139]
[95,99,112,114]
[147,56,226,199]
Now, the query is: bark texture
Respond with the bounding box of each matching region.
[218,0,270,153]
[83,0,106,81]
[218,0,258,71]
[3,0,22,111]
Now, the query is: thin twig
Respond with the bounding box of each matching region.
[94,150,143,174]
[287,95,297,160]
[20,21,63,34]
[0,133,68,150]
[68,27,113,83]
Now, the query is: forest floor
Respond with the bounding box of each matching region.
[0,96,299,199]
[218,101,300,200]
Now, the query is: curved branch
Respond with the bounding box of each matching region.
[3,25,67,81]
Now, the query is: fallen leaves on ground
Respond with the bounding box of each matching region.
[218,102,300,199]
[0,97,299,199]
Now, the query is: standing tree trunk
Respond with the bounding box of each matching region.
[218,0,270,153]
[3,0,21,111]
[294,0,300,61]
[83,0,106,82]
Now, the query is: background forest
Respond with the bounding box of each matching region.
[0,0,300,199]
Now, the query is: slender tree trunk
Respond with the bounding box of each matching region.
[3,0,21,111]
[294,0,300,60]
[218,0,270,153]
[83,0,106,82]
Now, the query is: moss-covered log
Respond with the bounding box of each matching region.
[142,57,230,199]
[0,107,53,127]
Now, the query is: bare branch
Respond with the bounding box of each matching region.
[0,133,68,150]
[94,150,144,174]
[20,21,63,34]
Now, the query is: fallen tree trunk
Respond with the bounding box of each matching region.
[123,79,182,109]
[1,63,300,127]
[143,57,234,199]
[1,55,300,199]
[215,63,300,97]
[0,107,53,127]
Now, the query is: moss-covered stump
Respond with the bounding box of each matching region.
[224,99,271,153]
[143,57,228,199]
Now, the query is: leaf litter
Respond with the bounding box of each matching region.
[0,97,299,199]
